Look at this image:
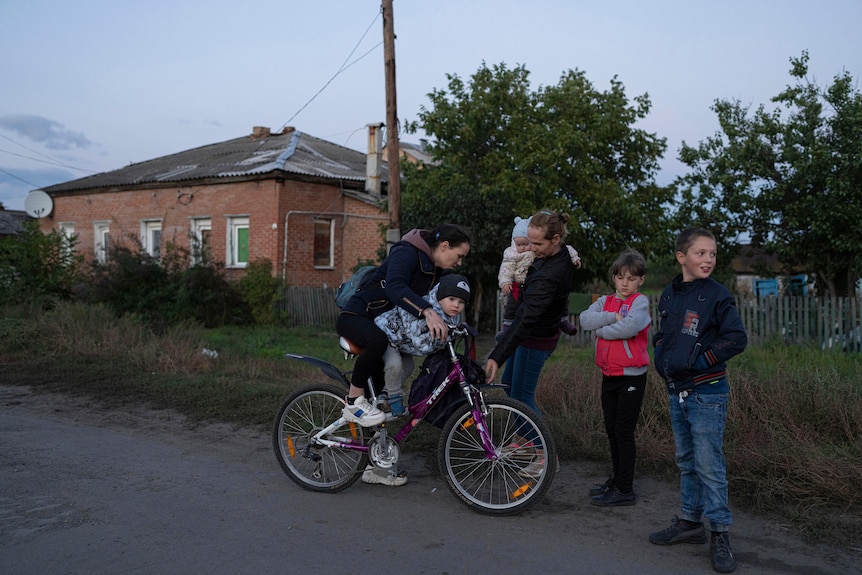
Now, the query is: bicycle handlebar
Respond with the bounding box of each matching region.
[447,323,478,339]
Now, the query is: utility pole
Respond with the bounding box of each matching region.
[382,0,401,240]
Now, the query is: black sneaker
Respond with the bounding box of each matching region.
[710,531,737,573]
[589,477,614,497]
[590,486,636,507]
[649,515,707,545]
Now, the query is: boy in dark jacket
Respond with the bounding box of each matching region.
[649,228,747,574]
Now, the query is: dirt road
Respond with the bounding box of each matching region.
[1,384,858,575]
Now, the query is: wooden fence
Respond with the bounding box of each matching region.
[279,287,862,351]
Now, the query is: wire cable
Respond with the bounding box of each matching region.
[278,11,382,132]
[0,166,37,187]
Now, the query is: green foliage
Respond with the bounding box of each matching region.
[239,258,285,325]
[675,51,862,296]
[402,62,674,326]
[86,236,250,328]
[0,220,83,305]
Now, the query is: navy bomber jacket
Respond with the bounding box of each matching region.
[652,275,748,394]
[341,229,441,320]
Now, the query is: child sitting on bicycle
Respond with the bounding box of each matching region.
[374,274,471,417]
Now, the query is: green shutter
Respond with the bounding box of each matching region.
[237,227,249,263]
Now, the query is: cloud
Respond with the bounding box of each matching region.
[0,114,92,151]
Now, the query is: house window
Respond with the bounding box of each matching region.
[190,218,212,264]
[227,216,249,267]
[58,223,75,257]
[94,221,111,263]
[313,219,334,268]
[141,220,162,260]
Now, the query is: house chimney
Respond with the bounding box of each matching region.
[252,126,271,139]
[366,122,384,196]
[420,138,428,152]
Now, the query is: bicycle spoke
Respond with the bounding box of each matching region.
[273,384,368,493]
[439,398,556,515]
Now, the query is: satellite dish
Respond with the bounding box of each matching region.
[25,190,54,218]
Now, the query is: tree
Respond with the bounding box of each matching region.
[675,52,862,296]
[402,63,673,326]
[0,220,82,305]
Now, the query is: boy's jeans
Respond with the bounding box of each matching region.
[668,391,732,532]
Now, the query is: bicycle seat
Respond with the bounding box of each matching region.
[339,336,363,358]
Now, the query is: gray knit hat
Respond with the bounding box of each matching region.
[511,216,531,239]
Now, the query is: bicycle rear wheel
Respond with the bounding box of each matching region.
[273,383,369,493]
[438,397,556,515]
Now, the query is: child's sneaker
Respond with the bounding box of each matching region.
[375,392,391,413]
[342,396,385,427]
[589,477,614,496]
[649,516,707,545]
[388,394,406,417]
[590,486,636,507]
[560,318,578,335]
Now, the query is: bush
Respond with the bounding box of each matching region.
[0,220,82,305]
[239,258,285,325]
[86,236,250,328]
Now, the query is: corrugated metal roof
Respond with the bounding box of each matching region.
[43,128,386,193]
[0,208,28,235]
[397,141,437,165]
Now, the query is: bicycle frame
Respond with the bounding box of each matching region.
[284,328,500,460]
[275,326,557,514]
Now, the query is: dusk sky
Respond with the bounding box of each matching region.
[2,0,860,211]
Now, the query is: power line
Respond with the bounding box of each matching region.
[0,133,65,165]
[0,166,37,187]
[0,134,99,173]
[0,147,97,172]
[278,11,382,132]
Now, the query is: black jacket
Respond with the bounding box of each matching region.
[489,246,575,365]
[653,275,748,393]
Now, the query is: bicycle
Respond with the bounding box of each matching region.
[272,325,557,515]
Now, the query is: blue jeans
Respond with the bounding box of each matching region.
[668,391,731,532]
[502,346,554,446]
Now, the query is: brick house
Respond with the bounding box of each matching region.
[34,125,391,286]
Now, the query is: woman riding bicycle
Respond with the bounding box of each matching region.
[336,223,472,427]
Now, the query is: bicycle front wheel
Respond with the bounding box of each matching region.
[438,397,556,515]
[272,383,369,493]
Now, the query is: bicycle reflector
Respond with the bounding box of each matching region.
[512,484,532,498]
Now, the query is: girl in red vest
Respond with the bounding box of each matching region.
[579,249,650,506]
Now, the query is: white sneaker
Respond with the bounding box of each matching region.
[361,465,407,486]
[517,450,548,479]
[342,396,385,427]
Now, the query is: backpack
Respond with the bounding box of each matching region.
[407,347,486,428]
[335,265,378,309]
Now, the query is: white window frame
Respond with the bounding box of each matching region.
[94,221,111,263]
[226,216,249,268]
[313,218,335,268]
[190,217,212,265]
[141,219,163,260]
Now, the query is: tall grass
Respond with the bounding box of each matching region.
[540,341,862,542]
[3,301,861,543]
